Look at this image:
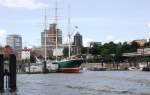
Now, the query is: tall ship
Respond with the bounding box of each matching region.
[45,1,83,73]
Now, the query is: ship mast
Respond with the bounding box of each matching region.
[68,5,71,59]
[55,0,58,61]
[44,9,47,62]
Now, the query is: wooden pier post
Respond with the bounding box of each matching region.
[0,55,4,92]
[9,54,16,91]
[43,61,47,73]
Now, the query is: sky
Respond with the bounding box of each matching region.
[0,0,150,47]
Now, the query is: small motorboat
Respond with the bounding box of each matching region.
[128,67,138,71]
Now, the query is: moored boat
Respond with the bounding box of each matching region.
[53,59,83,73]
[128,67,139,71]
[142,66,150,71]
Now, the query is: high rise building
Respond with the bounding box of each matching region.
[6,34,22,60]
[73,32,83,47]
[72,32,83,55]
[41,23,62,56]
[6,34,22,50]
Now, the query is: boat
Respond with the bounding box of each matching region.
[128,67,138,71]
[141,64,150,71]
[37,0,83,73]
[142,67,150,71]
[52,59,83,73]
[49,2,83,73]
[47,60,59,72]
[25,63,43,73]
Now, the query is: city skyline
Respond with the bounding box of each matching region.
[0,0,150,47]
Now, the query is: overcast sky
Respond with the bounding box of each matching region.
[0,0,150,47]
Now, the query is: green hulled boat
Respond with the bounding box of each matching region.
[53,59,83,73]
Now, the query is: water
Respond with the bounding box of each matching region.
[2,71,150,95]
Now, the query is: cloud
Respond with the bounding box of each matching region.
[0,0,48,9]
[114,39,121,43]
[148,22,150,28]
[106,35,114,41]
[0,29,7,37]
[0,29,7,46]
[105,35,123,43]
[83,38,95,47]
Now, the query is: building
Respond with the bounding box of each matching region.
[41,23,62,57]
[6,35,22,60]
[72,32,83,55]
[131,39,147,46]
[73,32,83,47]
[6,34,22,50]
[90,42,101,47]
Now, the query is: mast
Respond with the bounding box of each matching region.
[55,0,58,61]
[44,9,47,61]
[68,5,71,59]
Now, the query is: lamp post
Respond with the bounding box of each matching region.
[101,56,104,68]
[97,55,101,68]
[111,54,115,69]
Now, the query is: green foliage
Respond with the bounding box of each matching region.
[79,41,141,63]
[81,47,88,54]
[89,43,101,55]
[129,41,140,52]
[62,41,143,63]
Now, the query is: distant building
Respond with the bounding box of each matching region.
[31,47,44,59]
[123,48,150,57]
[41,23,62,56]
[6,35,22,60]
[73,32,83,47]
[21,48,31,60]
[72,32,83,55]
[90,42,101,47]
[131,39,147,46]
[6,34,22,50]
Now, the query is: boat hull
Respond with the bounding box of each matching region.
[53,59,83,73]
[142,67,150,71]
[59,68,80,73]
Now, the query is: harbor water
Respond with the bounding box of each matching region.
[2,71,150,95]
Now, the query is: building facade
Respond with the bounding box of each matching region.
[6,35,22,60]
[6,34,22,50]
[72,32,83,55]
[131,39,147,46]
[73,32,83,47]
[90,42,101,47]
[41,23,62,57]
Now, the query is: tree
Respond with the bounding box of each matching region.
[89,43,101,55]
[81,47,88,54]
[129,41,140,52]
[121,42,130,53]
[63,47,69,58]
